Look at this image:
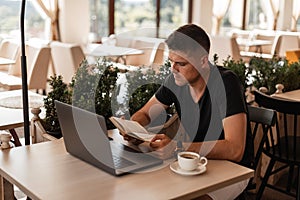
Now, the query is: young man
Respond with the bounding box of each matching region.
[128,24,254,200]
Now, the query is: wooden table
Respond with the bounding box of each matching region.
[272,89,300,102]
[0,135,253,200]
[0,90,44,146]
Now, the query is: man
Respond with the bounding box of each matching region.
[128,24,253,200]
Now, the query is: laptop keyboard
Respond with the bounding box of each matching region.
[112,154,135,169]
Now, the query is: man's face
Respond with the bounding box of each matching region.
[168,51,203,86]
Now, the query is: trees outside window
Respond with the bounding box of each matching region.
[0,0,45,40]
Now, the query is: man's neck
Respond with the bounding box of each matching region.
[189,75,208,103]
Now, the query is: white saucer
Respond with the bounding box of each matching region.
[169,161,206,176]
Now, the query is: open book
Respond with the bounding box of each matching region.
[109,114,179,142]
[109,117,156,142]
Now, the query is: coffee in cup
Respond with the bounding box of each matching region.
[177,151,207,171]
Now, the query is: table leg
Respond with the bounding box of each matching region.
[0,176,14,200]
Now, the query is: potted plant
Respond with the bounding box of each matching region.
[40,59,176,137]
[71,59,120,129]
[248,57,300,94]
[125,60,176,126]
[42,74,72,138]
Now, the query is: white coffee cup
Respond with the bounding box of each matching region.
[177,151,208,171]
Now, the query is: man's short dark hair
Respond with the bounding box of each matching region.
[165,24,210,56]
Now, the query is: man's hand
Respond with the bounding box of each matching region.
[149,134,176,159]
[123,134,144,145]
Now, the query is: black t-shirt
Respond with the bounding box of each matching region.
[155,64,254,167]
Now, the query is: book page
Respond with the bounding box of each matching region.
[110,117,155,142]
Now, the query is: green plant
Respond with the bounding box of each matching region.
[125,60,175,116]
[248,57,300,94]
[71,59,120,129]
[213,54,250,90]
[222,58,250,90]
[43,75,72,135]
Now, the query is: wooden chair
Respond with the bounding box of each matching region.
[0,44,51,94]
[286,49,300,64]
[210,35,241,64]
[0,39,20,72]
[276,34,300,58]
[254,90,300,200]
[30,107,57,143]
[126,39,165,66]
[50,41,85,84]
[246,105,277,192]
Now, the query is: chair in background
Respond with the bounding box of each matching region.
[239,34,282,60]
[209,35,241,65]
[246,105,277,192]
[286,49,300,64]
[125,39,166,67]
[0,43,51,94]
[254,90,300,200]
[50,41,85,84]
[0,39,20,72]
[276,34,300,58]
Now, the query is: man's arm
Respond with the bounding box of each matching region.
[131,95,169,126]
[184,113,247,162]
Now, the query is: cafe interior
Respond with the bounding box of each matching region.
[0,0,300,199]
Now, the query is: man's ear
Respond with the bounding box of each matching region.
[201,55,209,65]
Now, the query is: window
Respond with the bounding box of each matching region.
[159,0,186,38]
[222,0,266,31]
[115,0,156,36]
[0,0,45,40]
[89,0,108,42]
[89,0,188,39]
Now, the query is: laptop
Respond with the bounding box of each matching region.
[55,100,162,176]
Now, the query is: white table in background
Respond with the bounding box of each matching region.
[84,44,143,64]
[0,57,15,65]
[85,44,143,57]
[0,90,44,146]
[236,38,272,53]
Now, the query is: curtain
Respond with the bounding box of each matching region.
[260,0,279,30]
[33,0,60,41]
[228,0,243,28]
[212,0,231,35]
[291,0,300,31]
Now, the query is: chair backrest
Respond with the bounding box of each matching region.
[274,34,300,58]
[0,39,20,71]
[285,49,300,63]
[27,44,51,91]
[254,90,300,162]
[50,41,85,84]
[210,35,241,64]
[247,105,277,169]
[255,33,276,54]
[125,39,162,67]
[0,44,51,92]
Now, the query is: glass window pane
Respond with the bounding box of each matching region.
[0,0,45,39]
[89,0,108,42]
[159,0,187,38]
[115,0,156,37]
